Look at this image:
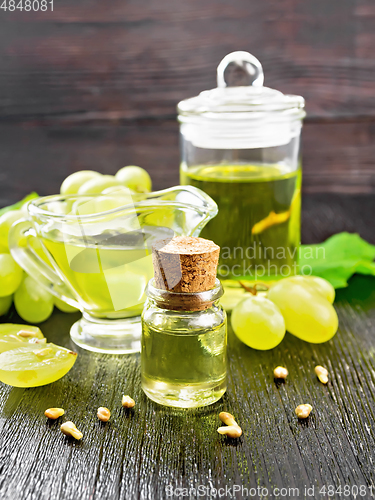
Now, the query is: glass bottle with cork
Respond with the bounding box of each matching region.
[141,236,227,408]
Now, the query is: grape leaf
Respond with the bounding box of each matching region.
[300,232,375,288]
[0,193,39,217]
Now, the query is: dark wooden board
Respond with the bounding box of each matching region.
[1,117,375,209]
[0,193,375,500]
[0,0,374,119]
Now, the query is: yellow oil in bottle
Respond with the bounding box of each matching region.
[141,306,227,408]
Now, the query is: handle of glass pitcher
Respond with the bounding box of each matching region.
[9,219,80,310]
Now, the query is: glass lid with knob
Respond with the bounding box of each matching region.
[178,51,306,149]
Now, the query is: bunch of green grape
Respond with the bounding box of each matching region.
[231,275,338,350]
[0,165,152,324]
[60,165,151,196]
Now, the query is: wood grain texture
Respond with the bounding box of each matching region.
[0,194,375,499]
[0,117,374,208]
[0,0,374,195]
[0,0,374,119]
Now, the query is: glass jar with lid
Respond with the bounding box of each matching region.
[178,51,306,283]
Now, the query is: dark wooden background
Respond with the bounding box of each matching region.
[0,0,374,206]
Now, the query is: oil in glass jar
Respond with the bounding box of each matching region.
[181,163,301,281]
[141,236,227,408]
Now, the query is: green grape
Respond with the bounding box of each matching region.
[231,295,286,350]
[93,194,131,211]
[287,275,335,303]
[115,165,152,193]
[0,323,45,353]
[0,343,77,387]
[0,209,24,250]
[267,279,338,343]
[14,276,54,323]
[54,297,79,313]
[78,175,121,195]
[102,185,135,196]
[0,254,23,297]
[60,170,101,195]
[0,295,13,316]
[101,186,136,206]
[71,195,128,216]
[102,189,135,209]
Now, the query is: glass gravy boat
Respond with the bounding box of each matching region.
[9,186,218,354]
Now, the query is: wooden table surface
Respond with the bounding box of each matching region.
[1,193,375,500]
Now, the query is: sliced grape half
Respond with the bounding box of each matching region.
[0,323,46,353]
[0,343,77,387]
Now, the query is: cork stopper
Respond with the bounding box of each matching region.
[151,236,220,311]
